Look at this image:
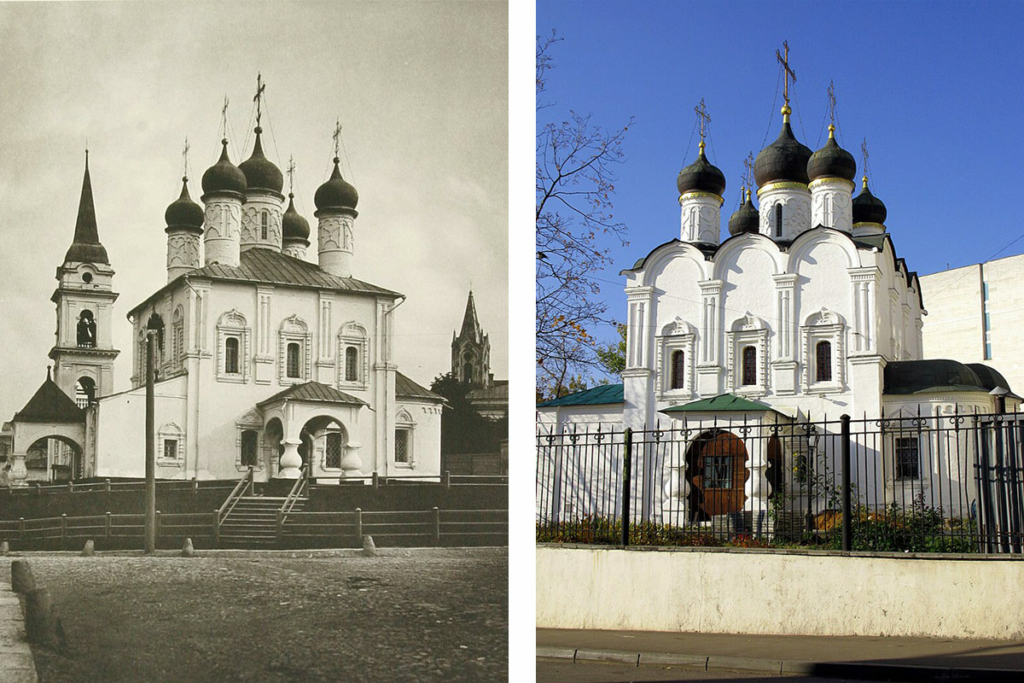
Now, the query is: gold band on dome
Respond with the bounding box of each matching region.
[808,178,856,191]
[679,191,724,206]
[756,181,808,197]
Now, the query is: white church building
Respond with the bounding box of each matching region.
[7,116,443,486]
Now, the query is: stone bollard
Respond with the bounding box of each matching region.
[11,559,36,594]
[82,540,95,556]
[24,587,66,650]
[181,538,195,557]
[361,535,378,557]
[0,541,9,555]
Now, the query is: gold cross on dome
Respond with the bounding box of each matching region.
[861,138,870,183]
[776,40,797,107]
[827,80,837,128]
[182,137,190,178]
[742,152,755,192]
[694,98,711,145]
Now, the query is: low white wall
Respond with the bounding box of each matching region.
[537,545,1024,639]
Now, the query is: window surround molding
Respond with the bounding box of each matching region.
[800,308,846,394]
[726,314,770,396]
[157,422,185,468]
[394,408,416,469]
[655,317,696,401]
[216,309,251,383]
[235,409,264,471]
[880,408,929,494]
[278,315,312,384]
[337,321,370,390]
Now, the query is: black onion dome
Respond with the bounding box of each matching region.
[807,129,857,182]
[164,177,205,234]
[201,139,247,195]
[676,145,726,197]
[754,116,813,186]
[314,157,359,212]
[238,127,284,193]
[852,178,887,224]
[728,191,760,236]
[282,194,310,242]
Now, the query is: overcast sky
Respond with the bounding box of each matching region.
[0,1,508,420]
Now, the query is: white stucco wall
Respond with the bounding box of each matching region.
[537,545,1024,639]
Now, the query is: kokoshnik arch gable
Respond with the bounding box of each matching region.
[6,92,444,486]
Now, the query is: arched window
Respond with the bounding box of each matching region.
[77,310,97,348]
[75,377,96,408]
[741,346,757,386]
[345,346,358,382]
[775,204,783,238]
[816,341,832,382]
[240,430,259,467]
[225,337,240,374]
[325,432,343,469]
[670,350,685,389]
[261,211,269,240]
[286,342,301,378]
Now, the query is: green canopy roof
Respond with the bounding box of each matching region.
[661,393,773,414]
[537,383,623,408]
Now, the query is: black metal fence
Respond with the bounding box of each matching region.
[537,410,1024,554]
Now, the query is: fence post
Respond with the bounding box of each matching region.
[841,414,852,552]
[354,508,363,541]
[432,507,441,544]
[622,428,633,547]
[60,514,67,550]
[213,509,220,545]
[444,471,451,490]
[372,472,379,489]
[155,511,162,546]
[105,512,111,541]
[105,479,111,493]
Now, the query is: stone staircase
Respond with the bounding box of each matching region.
[218,495,307,547]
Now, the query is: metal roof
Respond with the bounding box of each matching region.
[256,381,367,408]
[537,383,624,408]
[661,393,773,414]
[395,372,445,402]
[14,373,86,424]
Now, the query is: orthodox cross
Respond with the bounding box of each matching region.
[287,155,296,194]
[253,73,266,127]
[221,96,230,139]
[861,138,870,183]
[694,98,711,147]
[182,137,190,179]
[827,80,837,128]
[776,40,796,107]
[332,119,343,159]
[742,152,755,195]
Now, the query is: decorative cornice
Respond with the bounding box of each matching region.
[808,177,856,192]
[679,191,724,206]
[757,181,809,196]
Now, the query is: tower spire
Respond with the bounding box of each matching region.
[64,151,109,264]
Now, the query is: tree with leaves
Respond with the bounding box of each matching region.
[536,31,631,400]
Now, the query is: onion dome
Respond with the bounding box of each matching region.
[314,157,359,212]
[754,105,813,186]
[164,177,204,234]
[852,176,887,224]
[201,139,247,196]
[282,193,310,243]
[807,125,856,182]
[238,127,283,194]
[676,142,726,197]
[728,189,760,236]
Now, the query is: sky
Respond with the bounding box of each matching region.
[536,0,1024,372]
[0,1,508,421]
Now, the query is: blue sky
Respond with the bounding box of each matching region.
[537,1,1024,361]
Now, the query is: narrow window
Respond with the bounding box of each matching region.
[741,346,757,386]
[77,310,97,348]
[395,429,410,464]
[775,204,783,238]
[163,439,178,461]
[240,430,259,467]
[345,346,358,382]
[286,342,301,378]
[261,211,269,240]
[895,437,919,480]
[670,350,685,389]
[225,337,240,374]
[325,432,343,469]
[815,341,832,382]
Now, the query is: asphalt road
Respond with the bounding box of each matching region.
[538,658,864,683]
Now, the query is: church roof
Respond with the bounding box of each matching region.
[661,393,774,414]
[257,381,367,407]
[129,248,401,317]
[64,155,110,265]
[467,380,508,403]
[395,372,445,402]
[13,371,86,424]
[967,363,1013,393]
[884,360,992,395]
[537,383,623,407]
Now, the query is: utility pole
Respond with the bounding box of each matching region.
[145,330,156,554]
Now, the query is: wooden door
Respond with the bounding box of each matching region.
[689,431,749,518]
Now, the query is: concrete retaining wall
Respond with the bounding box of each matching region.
[537,545,1024,639]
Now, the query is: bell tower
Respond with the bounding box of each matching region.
[451,290,491,387]
[50,152,120,405]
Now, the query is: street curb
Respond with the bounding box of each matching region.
[537,646,1024,682]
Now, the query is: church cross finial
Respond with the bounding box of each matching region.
[221,95,230,139]
[253,73,266,127]
[742,152,755,194]
[776,40,797,110]
[287,155,296,194]
[861,138,870,186]
[332,119,343,160]
[827,80,837,130]
[182,137,190,180]
[694,98,711,151]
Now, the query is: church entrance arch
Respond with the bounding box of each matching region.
[299,415,349,473]
[26,435,83,482]
[686,430,749,520]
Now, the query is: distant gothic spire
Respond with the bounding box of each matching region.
[460,290,483,342]
[64,151,110,264]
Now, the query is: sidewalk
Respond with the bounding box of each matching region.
[538,628,1024,681]
[0,569,37,683]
